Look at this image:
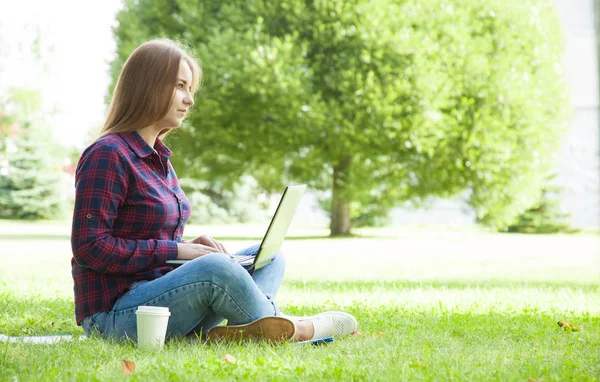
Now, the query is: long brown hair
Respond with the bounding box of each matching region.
[99,39,202,140]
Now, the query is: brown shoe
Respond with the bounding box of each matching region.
[207,316,296,344]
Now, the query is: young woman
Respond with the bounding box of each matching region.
[70,38,357,343]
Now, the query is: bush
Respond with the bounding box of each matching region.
[504,174,577,234]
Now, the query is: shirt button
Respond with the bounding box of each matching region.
[179,218,183,222]
[86,214,92,219]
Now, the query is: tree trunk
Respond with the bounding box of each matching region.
[330,156,352,236]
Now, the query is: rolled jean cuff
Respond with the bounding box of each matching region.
[265,294,280,316]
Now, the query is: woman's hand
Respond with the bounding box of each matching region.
[176,242,224,260]
[185,234,229,254]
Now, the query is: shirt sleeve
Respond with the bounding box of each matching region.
[70,144,178,274]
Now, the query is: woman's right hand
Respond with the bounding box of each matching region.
[176,243,224,260]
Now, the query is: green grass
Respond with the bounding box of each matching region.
[1,221,599,380]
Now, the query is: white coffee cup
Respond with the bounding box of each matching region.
[135,306,171,350]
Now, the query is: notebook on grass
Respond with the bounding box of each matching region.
[166,184,306,274]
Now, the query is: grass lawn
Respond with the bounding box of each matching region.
[0,221,599,381]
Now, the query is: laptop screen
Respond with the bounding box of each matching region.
[253,184,306,270]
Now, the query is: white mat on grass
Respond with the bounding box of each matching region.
[0,334,87,344]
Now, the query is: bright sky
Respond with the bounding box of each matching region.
[0,0,123,148]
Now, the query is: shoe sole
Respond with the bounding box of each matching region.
[207,316,296,344]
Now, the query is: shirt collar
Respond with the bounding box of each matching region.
[119,131,173,160]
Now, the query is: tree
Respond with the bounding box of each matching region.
[504,174,576,234]
[0,88,66,220]
[112,0,569,235]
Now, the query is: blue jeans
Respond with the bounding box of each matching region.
[81,244,286,341]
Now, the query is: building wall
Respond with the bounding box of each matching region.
[553,0,600,228]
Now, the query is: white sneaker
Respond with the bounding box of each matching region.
[302,311,358,340]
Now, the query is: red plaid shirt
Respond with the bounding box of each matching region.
[71,131,191,324]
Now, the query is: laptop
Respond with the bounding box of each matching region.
[166,184,306,274]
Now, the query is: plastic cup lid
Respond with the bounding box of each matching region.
[136,306,171,315]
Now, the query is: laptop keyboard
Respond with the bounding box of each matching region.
[233,255,255,267]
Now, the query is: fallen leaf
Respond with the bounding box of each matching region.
[120,360,136,375]
[223,354,237,364]
[351,331,362,337]
[557,320,570,328]
[557,321,581,332]
[528,378,536,382]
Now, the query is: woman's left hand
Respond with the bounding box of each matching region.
[185,235,228,254]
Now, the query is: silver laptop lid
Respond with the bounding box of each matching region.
[253,184,306,270]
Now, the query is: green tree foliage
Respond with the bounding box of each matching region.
[112,0,569,235]
[0,88,66,220]
[180,175,270,224]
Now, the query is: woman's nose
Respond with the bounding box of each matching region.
[184,95,194,106]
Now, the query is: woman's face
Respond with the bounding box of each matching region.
[157,60,195,129]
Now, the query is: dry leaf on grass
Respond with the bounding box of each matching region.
[557,321,581,332]
[351,331,362,337]
[120,360,136,376]
[223,354,237,364]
